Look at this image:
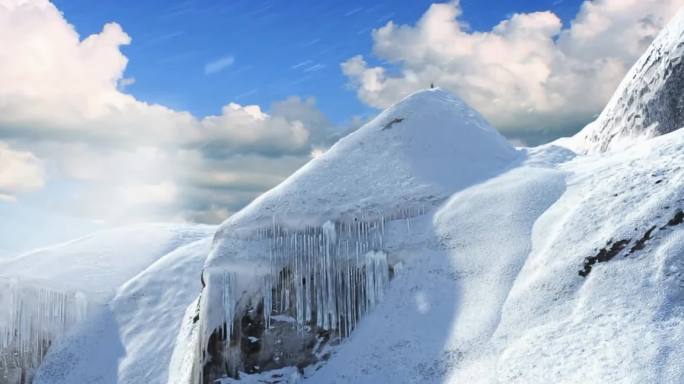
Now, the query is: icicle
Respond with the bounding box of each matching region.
[0,279,87,380]
[222,272,236,339]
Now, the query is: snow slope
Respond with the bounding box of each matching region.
[212,88,519,240]
[302,130,684,383]
[0,223,214,384]
[0,223,212,303]
[302,149,568,384]
[34,237,213,384]
[570,8,684,153]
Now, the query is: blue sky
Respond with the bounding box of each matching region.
[2,0,677,253]
[52,0,584,124]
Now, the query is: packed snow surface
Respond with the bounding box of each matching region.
[303,130,684,383]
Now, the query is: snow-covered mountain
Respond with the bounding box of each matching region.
[570,8,684,153]
[2,8,684,384]
[195,88,521,383]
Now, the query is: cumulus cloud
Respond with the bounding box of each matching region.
[0,0,333,223]
[0,142,44,201]
[342,0,683,144]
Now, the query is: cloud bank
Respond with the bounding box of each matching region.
[0,0,333,223]
[342,0,683,143]
[1,0,680,226]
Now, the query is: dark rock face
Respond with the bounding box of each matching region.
[578,207,684,278]
[578,12,684,152]
[201,295,325,383]
[200,258,393,384]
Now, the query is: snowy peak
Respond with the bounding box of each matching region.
[220,88,519,231]
[575,8,684,153]
[199,88,520,382]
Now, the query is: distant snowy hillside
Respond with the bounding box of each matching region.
[571,8,684,153]
[1,224,212,303]
[33,237,213,384]
[0,223,214,384]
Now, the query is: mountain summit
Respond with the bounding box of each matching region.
[217,88,519,233]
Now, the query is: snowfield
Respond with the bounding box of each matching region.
[2,7,684,384]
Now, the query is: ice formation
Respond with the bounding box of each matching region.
[199,209,428,382]
[0,279,86,383]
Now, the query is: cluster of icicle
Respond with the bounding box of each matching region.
[0,278,86,383]
[259,218,389,337]
[222,205,432,335]
[198,205,433,382]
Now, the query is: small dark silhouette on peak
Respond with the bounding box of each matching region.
[381,117,405,131]
[430,82,434,89]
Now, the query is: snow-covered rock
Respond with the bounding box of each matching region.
[571,8,684,153]
[197,88,521,383]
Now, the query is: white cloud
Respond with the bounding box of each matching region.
[0,0,334,224]
[204,55,235,75]
[0,142,44,201]
[342,0,684,143]
[118,77,136,90]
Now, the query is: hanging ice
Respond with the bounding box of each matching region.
[0,278,87,383]
[198,215,398,382]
